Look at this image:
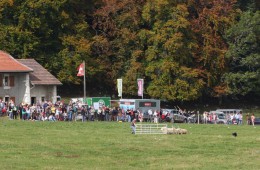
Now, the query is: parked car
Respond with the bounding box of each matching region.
[208,111,227,124]
[187,114,202,123]
[161,109,187,123]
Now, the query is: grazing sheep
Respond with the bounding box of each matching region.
[167,128,175,134]
[179,128,188,134]
[160,127,174,134]
[174,128,181,134]
[161,127,168,134]
[161,127,188,135]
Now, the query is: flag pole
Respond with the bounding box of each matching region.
[83,61,86,104]
[142,79,144,99]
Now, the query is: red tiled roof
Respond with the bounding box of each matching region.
[17,59,62,85]
[0,50,33,72]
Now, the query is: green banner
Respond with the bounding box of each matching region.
[85,97,111,108]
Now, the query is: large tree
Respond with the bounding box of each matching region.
[224,11,260,96]
[189,0,239,100]
[141,1,204,101]
[0,0,96,85]
[92,0,145,96]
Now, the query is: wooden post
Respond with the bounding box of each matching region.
[198,111,200,124]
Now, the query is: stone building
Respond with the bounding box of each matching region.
[0,50,62,105]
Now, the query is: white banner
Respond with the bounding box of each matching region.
[137,79,144,97]
[117,79,122,97]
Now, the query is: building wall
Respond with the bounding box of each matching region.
[0,73,58,105]
[0,72,29,104]
[31,85,58,104]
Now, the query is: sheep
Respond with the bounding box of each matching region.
[161,127,168,134]
[179,128,188,134]
[161,127,188,135]
[161,127,174,134]
[166,128,175,134]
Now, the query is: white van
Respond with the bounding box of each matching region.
[216,109,242,115]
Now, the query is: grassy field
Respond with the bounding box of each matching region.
[0,119,259,170]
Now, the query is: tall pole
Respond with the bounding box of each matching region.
[83,61,86,104]
[198,111,199,124]
[142,79,144,99]
[142,80,144,99]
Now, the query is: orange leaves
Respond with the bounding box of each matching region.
[189,0,239,95]
[213,83,228,97]
[0,0,13,7]
[93,0,144,36]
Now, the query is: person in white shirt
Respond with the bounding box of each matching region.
[138,110,143,123]
[148,109,153,122]
[153,110,158,123]
[203,112,208,124]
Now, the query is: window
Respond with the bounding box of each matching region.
[4,96,9,103]
[1,74,14,87]
[4,76,9,86]
[0,74,2,87]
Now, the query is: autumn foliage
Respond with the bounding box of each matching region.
[0,0,259,101]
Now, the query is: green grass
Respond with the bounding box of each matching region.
[0,119,259,170]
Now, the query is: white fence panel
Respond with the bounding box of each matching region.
[135,124,167,135]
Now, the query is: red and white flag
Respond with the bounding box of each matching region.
[77,63,84,76]
[137,79,144,97]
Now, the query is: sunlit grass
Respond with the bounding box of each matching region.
[0,118,259,170]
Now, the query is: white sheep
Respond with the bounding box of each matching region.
[161,127,188,135]
[179,128,188,134]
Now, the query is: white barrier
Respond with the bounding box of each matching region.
[135,123,167,135]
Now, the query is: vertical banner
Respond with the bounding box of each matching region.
[137,79,144,98]
[117,79,122,97]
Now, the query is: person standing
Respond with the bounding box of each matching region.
[238,113,243,125]
[212,113,216,124]
[148,109,153,122]
[246,113,250,125]
[251,114,255,126]
[12,104,18,119]
[90,107,95,121]
[105,106,110,121]
[8,104,13,120]
[230,113,234,124]
[153,110,158,124]
[26,105,31,120]
[97,107,102,121]
[68,105,73,121]
[81,107,86,122]
[126,109,131,122]
[130,118,137,134]
[22,106,27,120]
[235,113,239,125]
[203,112,207,124]
[138,110,143,123]
[50,104,56,117]
[0,99,3,116]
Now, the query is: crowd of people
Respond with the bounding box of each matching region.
[0,99,257,126]
[0,99,156,123]
[201,111,256,125]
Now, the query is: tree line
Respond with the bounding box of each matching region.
[0,0,259,102]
